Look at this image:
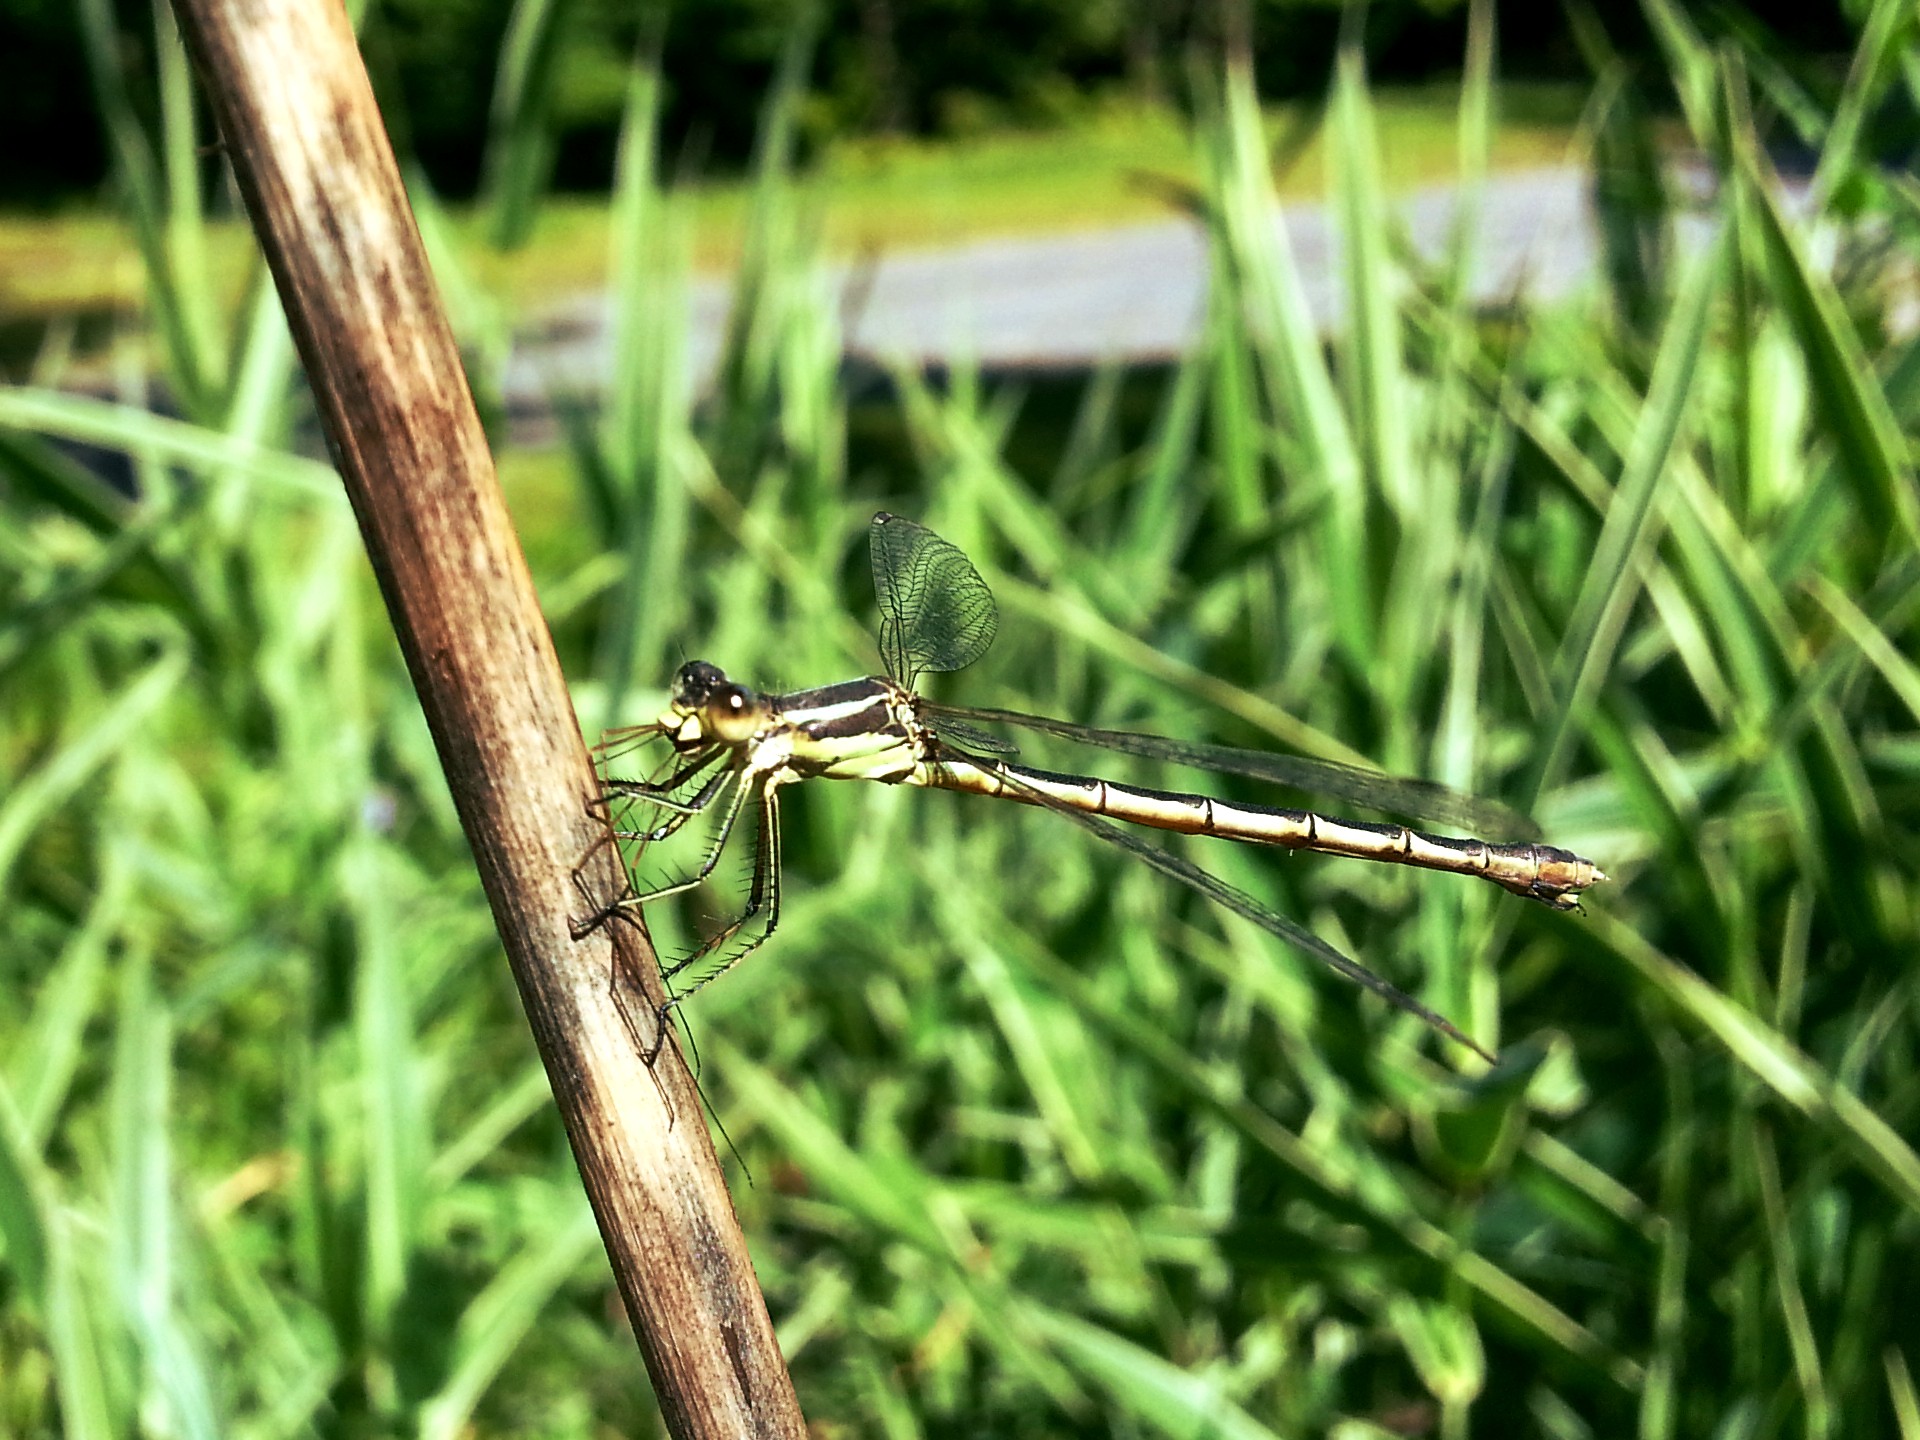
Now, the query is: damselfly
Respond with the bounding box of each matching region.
[596,514,1604,1059]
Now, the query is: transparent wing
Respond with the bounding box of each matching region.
[924,701,1536,838]
[870,512,999,688]
[923,713,1019,756]
[986,764,1494,1062]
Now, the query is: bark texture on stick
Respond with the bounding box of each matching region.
[166,0,805,1433]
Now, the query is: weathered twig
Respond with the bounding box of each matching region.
[165,0,805,1432]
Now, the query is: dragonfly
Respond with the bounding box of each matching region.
[595,513,1605,1061]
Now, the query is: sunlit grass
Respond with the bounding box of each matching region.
[0,208,203,316]
[5,8,1919,1438]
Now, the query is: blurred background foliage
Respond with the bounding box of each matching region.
[5,0,1920,1436]
[0,0,1877,204]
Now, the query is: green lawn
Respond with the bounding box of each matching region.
[1,85,1587,327]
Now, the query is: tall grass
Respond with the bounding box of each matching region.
[4,0,1920,1434]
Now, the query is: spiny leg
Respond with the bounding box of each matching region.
[601,764,784,1069]
[578,899,752,1180]
[572,764,764,1171]
[569,826,630,942]
[596,744,732,850]
[602,744,732,815]
[576,759,734,1064]
[613,771,768,1063]
[659,785,783,995]
[569,787,655,941]
[603,765,755,929]
[604,757,739,855]
[565,824,679,1119]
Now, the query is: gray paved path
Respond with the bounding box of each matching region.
[505,165,1725,404]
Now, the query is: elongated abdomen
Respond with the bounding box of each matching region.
[921,758,1605,910]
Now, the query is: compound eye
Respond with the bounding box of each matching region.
[706,685,761,744]
[671,660,726,709]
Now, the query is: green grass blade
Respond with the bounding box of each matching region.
[720,1043,1087,1409]
[1588,912,1920,1212]
[347,835,423,1344]
[592,59,697,724]
[152,0,221,398]
[481,0,573,249]
[1386,1294,1486,1414]
[0,388,341,499]
[1809,0,1918,205]
[0,1079,118,1439]
[0,1078,53,1332]
[1535,229,1721,798]
[418,1199,604,1440]
[8,845,123,1144]
[1638,0,1724,151]
[0,647,184,894]
[998,922,1636,1384]
[1750,1127,1831,1434]
[1739,140,1920,548]
[109,951,221,1440]
[1331,48,1415,518]
[1890,1348,1920,1440]
[1019,1301,1284,1440]
[72,0,208,408]
[1805,575,1920,725]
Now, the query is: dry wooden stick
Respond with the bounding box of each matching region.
[164,0,806,1432]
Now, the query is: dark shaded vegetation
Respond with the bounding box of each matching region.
[0,0,1872,203]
